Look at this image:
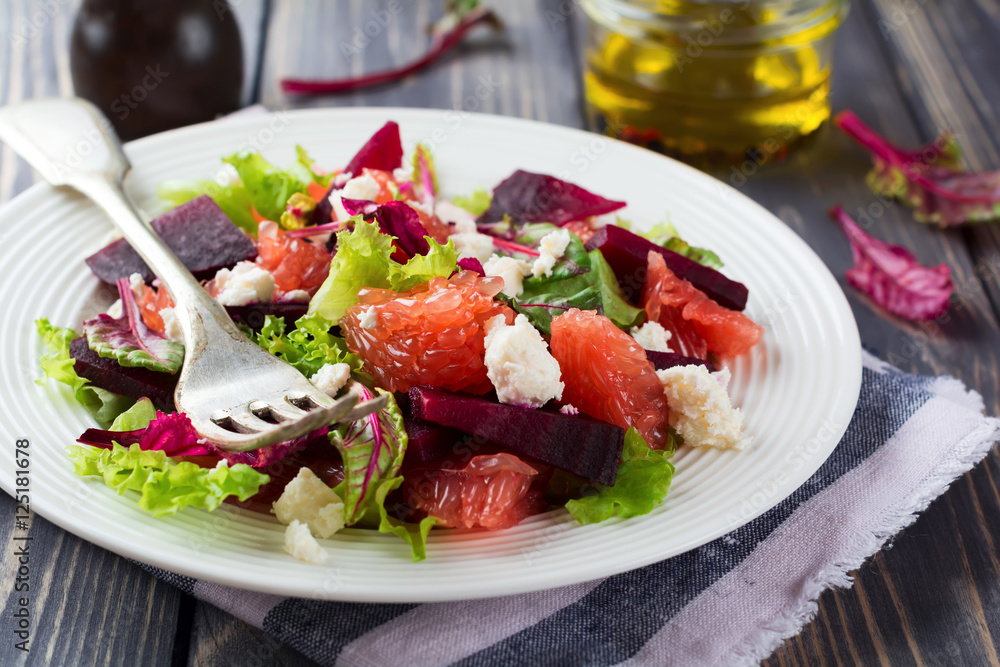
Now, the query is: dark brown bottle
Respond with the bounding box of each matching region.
[70,0,244,141]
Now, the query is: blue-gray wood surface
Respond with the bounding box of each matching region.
[1,0,999,664]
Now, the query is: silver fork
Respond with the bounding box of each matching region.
[0,98,386,451]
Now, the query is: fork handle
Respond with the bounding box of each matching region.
[73,173,241,351]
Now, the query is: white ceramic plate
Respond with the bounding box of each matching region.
[0,108,860,602]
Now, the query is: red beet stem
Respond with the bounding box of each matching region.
[280,8,502,95]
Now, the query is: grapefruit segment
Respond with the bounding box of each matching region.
[641,251,763,358]
[549,308,671,450]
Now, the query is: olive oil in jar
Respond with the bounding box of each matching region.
[582,0,848,168]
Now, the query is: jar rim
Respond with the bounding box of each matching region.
[581,0,849,46]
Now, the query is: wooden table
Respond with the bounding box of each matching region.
[1,0,999,664]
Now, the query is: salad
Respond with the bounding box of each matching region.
[36,121,764,563]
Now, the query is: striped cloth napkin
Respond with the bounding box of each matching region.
[147,350,999,666]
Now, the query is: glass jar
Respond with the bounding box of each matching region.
[581,0,849,168]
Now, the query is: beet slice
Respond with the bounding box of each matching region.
[477,170,626,226]
[646,350,716,373]
[70,337,177,411]
[224,303,308,333]
[310,121,404,226]
[585,225,748,311]
[85,196,258,285]
[409,386,624,486]
[403,415,466,464]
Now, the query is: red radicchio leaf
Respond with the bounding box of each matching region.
[831,206,953,320]
[456,257,485,275]
[310,121,404,226]
[280,5,503,95]
[342,198,431,257]
[477,170,626,230]
[835,110,1000,226]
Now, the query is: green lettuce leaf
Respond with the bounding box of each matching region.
[295,145,334,188]
[255,312,362,379]
[374,476,438,561]
[67,443,268,517]
[110,397,157,432]
[590,249,644,329]
[618,218,723,270]
[156,179,257,235]
[330,389,407,524]
[565,427,676,524]
[506,235,643,334]
[308,219,459,323]
[451,188,491,216]
[35,319,134,424]
[222,150,311,223]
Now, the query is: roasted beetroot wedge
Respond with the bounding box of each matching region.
[409,386,625,486]
[70,337,177,410]
[85,196,257,284]
[585,225,748,311]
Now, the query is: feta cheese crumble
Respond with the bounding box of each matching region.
[282,289,311,303]
[128,272,145,297]
[359,306,378,330]
[436,200,477,233]
[657,365,750,450]
[531,228,572,278]
[310,363,352,398]
[159,307,183,343]
[212,261,275,307]
[273,467,346,538]
[484,314,564,408]
[451,232,495,264]
[284,520,329,564]
[340,172,381,201]
[631,321,673,353]
[105,298,123,319]
[559,404,579,415]
[483,254,532,298]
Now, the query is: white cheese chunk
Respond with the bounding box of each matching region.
[630,321,673,353]
[340,172,381,201]
[483,254,531,298]
[531,228,572,278]
[105,298,123,319]
[329,192,350,222]
[359,306,378,330]
[213,261,275,307]
[436,200,477,233]
[559,404,579,415]
[282,289,311,303]
[272,467,346,538]
[657,365,750,450]
[159,307,183,343]
[451,232,496,265]
[310,363,352,398]
[484,314,564,408]
[284,520,329,564]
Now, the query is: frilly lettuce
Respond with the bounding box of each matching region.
[565,427,676,524]
[110,397,157,432]
[308,219,459,323]
[36,318,134,424]
[67,442,268,517]
[255,311,362,378]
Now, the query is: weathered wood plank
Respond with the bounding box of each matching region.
[259,0,584,128]
[0,493,181,666]
[766,1,1000,663]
